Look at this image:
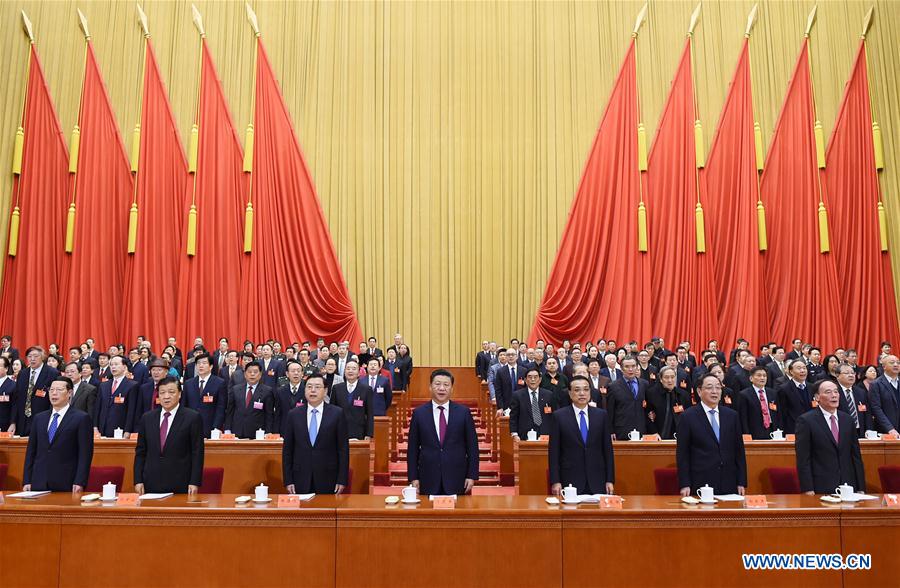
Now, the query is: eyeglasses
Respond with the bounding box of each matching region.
[700,384,723,390]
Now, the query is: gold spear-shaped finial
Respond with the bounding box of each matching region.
[192,4,205,37]
[77,8,91,40]
[745,3,758,37]
[632,3,648,37]
[246,2,260,37]
[804,4,817,37]
[21,10,35,43]
[688,3,702,36]
[136,3,150,38]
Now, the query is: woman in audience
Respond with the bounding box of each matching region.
[10,357,22,381]
[323,357,343,398]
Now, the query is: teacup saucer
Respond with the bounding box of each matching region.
[99,496,118,502]
[252,497,272,503]
[401,498,421,504]
[561,498,580,505]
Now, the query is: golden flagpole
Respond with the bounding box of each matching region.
[185,4,205,257]
[633,3,649,253]
[803,5,831,254]
[687,3,706,253]
[860,7,888,252]
[743,4,768,252]
[7,11,35,257]
[127,4,151,254]
[242,2,260,254]
[65,9,92,254]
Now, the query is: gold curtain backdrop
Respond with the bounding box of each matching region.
[0,0,898,366]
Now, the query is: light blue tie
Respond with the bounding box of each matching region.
[309,408,318,445]
[709,409,720,441]
[48,412,59,443]
[579,410,588,444]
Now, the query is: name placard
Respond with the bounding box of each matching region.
[744,495,768,508]
[599,496,623,509]
[117,493,139,506]
[0,431,12,439]
[220,433,237,440]
[277,494,300,508]
[264,433,281,440]
[433,496,456,509]
[642,434,660,442]
[742,434,753,442]
[786,434,796,442]
[883,494,899,507]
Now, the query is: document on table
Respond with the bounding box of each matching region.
[295,493,315,501]
[6,491,51,499]
[714,494,746,501]
[851,493,879,501]
[138,493,173,500]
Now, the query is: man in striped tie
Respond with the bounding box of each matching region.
[22,377,93,492]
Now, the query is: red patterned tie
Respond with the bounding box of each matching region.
[438,405,447,446]
[758,390,770,429]
[160,412,171,452]
[830,414,839,444]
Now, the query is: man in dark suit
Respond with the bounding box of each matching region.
[795,380,866,494]
[282,375,349,494]
[475,341,491,382]
[63,361,96,424]
[275,361,307,434]
[225,361,275,438]
[219,351,245,389]
[786,338,803,361]
[600,354,623,383]
[766,346,789,388]
[258,343,285,389]
[22,377,93,492]
[724,352,754,397]
[95,355,140,438]
[365,337,384,360]
[778,359,815,435]
[212,338,230,376]
[869,354,900,437]
[407,369,479,495]
[96,353,112,383]
[137,358,170,418]
[606,356,650,440]
[0,335,19,363]
[12,346,60,437]
[738,367,781,440]
[361,358,392,416]
[331,360,375,440]
[81,360,101,389]
[495,350,525,414]
[182,353,227,437]
[835,363,870,438]
[548,376,615,496]
[677,373,747,496]
[509,367,556,439]
[133,377,204,495]
[0,357,17,432]
[127,348,149,388]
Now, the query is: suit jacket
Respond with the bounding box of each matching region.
[777,379,815,434]
[386,360,408,392]
[182,375,228,437]
[362,374,393,416]
[837,384,872,437]
[95,378,140,436]
[70,381,97,425]
[509,387,556,437]
[138,380,163,417]
[275,383,308,434]
[406,401,479,495]
[23,408,93,490]
[331,382,375,439]
[766,361,789,387]
[259,358,286,389]
[130,361,149,388]
[724,367,751,398]
[0,377,16,430]
[868,375,900,434]
[600,368,623,382]
[795,409,866,494]
[606,378,649,440]
[0,346,19,362]
[548,405,615,494]
[220,365,246,390]
[645,384,691,439]
[475,351,491,380]
[96,366,111,383]
[225,382,275,438]
[676,404,747,493]
[282,403,349,493]
[13,365,60,436]
[737,386,781,440]
[495,364,526,410]
[134,407,205,493]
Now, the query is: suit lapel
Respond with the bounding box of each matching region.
[48,411,72,446]
[811,410,839,449]
[698,406,719,445]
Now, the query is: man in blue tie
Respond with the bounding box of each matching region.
[606,356,650,440]
[676,373,747,496]
[23,377,93,492]
[548,376,615,496]
[282,375,348,494]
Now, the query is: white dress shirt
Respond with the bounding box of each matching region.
[572,405,589,429]
[48,403,70,431]
[307,403,324,430]
[432,400,450,439]
[700,402,719,427]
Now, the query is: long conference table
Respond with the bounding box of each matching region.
[1,492,898,588]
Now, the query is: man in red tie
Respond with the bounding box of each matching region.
[224,361,275,439]
[133,377,204,495]
[794,380,866,494]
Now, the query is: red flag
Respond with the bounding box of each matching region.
[759,40,843,351]
[175,41,246,348]
[120,42,191,347]
[703,39,767,351]
[58,43,133,349]
[0,47,69,347]
[825,41,900,362]
[646,39,717,348]
[239,40,362,345]
[529,40,650,345]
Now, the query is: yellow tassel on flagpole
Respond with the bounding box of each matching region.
[817,201,830,253]
[243,202,254,253]
[243,124,254,173]
[694,120,705,168]
[12,127,24,175]
[127,203,139,254]
[186,204,198,256]
[637,202,648,252]
[873,122,884,171]
[814,120,826,169]
[695,202,706,253]
[65,203,76,253]
[757,201,768,251]
[130,124,141,173]
[7,206,21,257]
[878,201,888,252]
[188,124,199,173]
[68,125,80,173]
[637,123,648,171]
[754,122,764,171]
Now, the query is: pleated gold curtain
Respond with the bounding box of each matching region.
[0,1,898,365]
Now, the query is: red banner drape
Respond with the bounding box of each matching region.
[0,47,69,348]
[58,43,133,350]
[120,42,190,347]
[175,40,246,349]
[529,40,650,346]
[239,40,362,345]
[759,40,843,351]
[825,40,900,363]
[702,39,767,352]
[646,39,717,348]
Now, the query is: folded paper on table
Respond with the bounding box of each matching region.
[714,494,746,501]
[138,493,173,500]
[6,491,51,499]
